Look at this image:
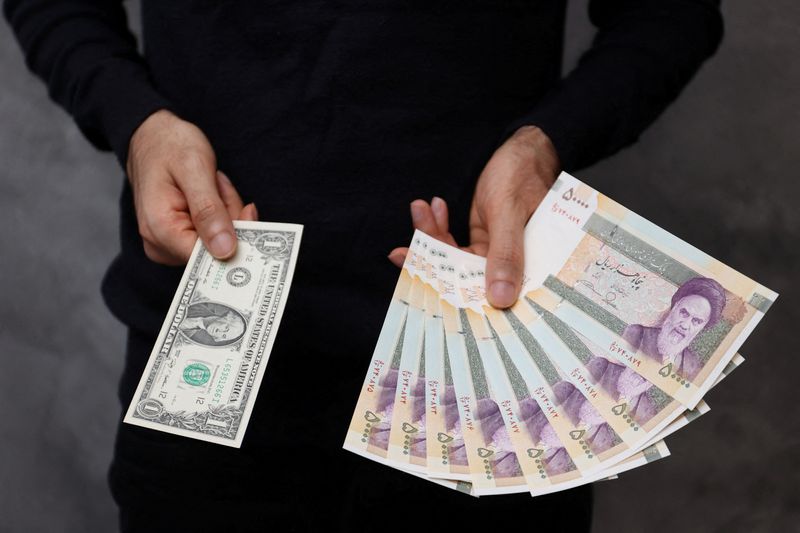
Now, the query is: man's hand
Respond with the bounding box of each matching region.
[126,109,258,265]
[389,126,559,308]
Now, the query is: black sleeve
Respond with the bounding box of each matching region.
[3,0,172,168]
[506,0,723,172]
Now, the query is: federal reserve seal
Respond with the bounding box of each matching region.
[183,363,212,386]
[226,266,251,287]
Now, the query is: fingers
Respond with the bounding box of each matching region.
[389,197,461,268]
[484,214,525,309]
[217,171,245,220]
[410,198,459,247]
[388,247,408,268]
[431,196,449,234]
[410,200,441,236]
[239,202,259,221]
[136,177,198,264]
[175,156,237,260]
[127,112,248,265]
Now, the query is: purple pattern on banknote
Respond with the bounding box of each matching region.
[554,380,616,454]
[441,384,468,465]
[368,368,399,450]
[622,277,727,381]
[476,398,522,478]
[586,356,658,425]
[409,376,427,458]
[518,397,572,475]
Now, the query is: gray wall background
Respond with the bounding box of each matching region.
[1,1,797,532]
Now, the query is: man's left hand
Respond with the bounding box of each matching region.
[388,125,560,309]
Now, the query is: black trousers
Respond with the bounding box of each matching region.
[110,329,593,533]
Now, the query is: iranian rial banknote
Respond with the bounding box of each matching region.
[124,221,302,447]
[521,172,777,409]
[343,264,411,461]
[344,171,773,497]
[343,237,473,493]
[443,304,528,495]
[385,275,428,471]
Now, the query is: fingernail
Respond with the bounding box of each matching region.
[431,197,444,214]
[489,281,516,308]
[218,170,231,184]
[209,232,235,258]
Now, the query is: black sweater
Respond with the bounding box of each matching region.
[4,0,722,505]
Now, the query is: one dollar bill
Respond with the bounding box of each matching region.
[124,221,302,447]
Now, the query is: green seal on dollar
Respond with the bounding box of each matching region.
[183,363,211,386]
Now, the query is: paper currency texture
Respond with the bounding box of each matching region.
[344,171,774,497]
[124,221,302,447]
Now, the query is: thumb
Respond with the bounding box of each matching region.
[178,165,237,260]
[485,215,525,309]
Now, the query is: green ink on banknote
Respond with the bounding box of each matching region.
[690,319,733,364]
[458,309,490,399]
[582,213,699,285]
[503,309,561,386]
[183,363,211,386]
[542,277,627,336]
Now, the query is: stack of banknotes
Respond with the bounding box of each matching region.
[344,172,776,497]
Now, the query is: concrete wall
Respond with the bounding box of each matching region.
[0,1,797,531]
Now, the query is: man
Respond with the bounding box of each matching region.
[622,276,727,380]
[3,0,723,530]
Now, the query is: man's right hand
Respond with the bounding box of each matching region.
[126,109,258,265]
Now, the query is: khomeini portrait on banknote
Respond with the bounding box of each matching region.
[622,277,727,381]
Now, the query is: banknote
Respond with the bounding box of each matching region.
[344,171,773,496]
[442,301,528,494]
[422,232,674,493]
[479,312,679,495]
[385,275,428,471]
[464,264,732,470]
[521,172,777,408]
[343,260,412,461]
[344,237,473,493]
[124,221,302,447]
[424,290,472,481]
[447,240,745,477]
[519,298,688,469]
[403,236,473,481]
[458,254,734,475]
[469,307,582,494]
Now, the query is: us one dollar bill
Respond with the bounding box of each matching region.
[124,221,302,447]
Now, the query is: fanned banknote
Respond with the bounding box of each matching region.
[124,221,302,447]
[385,275,428,471]
[344,241,473,493]
[521,173,776,409]
[442,303,527,495]
[345,171,773,497]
